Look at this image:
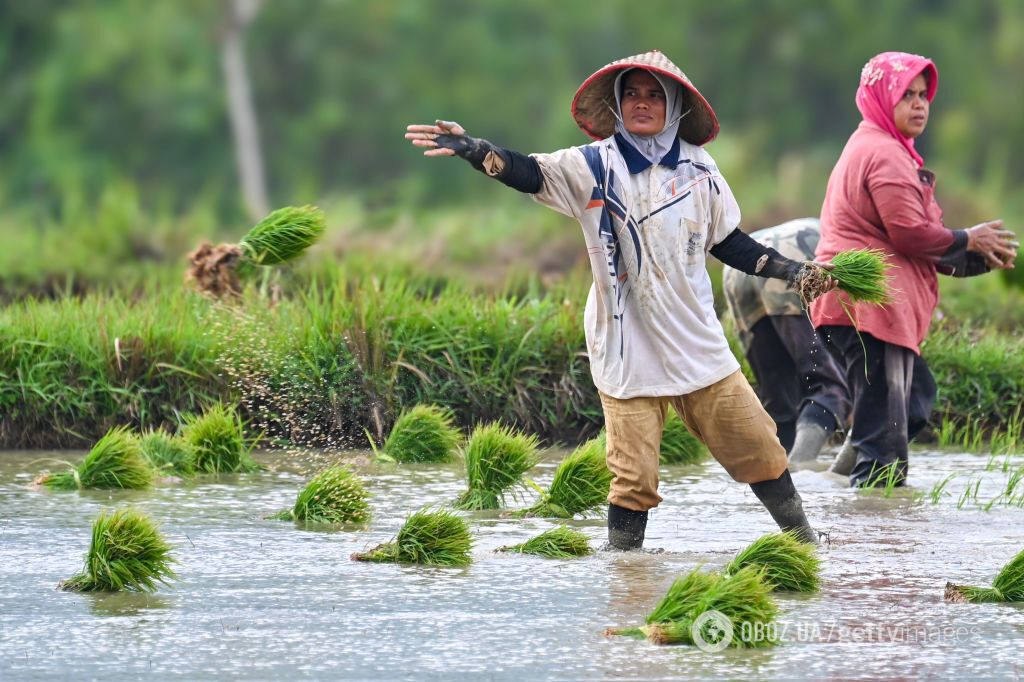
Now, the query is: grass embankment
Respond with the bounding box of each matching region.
[1,269,1022,449]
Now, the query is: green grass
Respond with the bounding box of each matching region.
[661,411,709,465]
[351,508,473,566]
[60,508,175,592]
[273,467,371,524]
[180,403,260,474]
[239,205,326,266]
[454,422,540,511]
[497,526,593,558]
[827,248,894,305]
[42,426,154,490]
[382,404,461,463]
[725,531,821,592]
[946,548,1024,603]
[516,437,611,518]
[137,429,197,476]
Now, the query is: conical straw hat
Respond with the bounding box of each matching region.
[571,50,719,146]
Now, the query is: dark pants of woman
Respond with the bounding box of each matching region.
[818,326,936,487]
[745,316,851,451]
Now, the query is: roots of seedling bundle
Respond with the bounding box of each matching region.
[185,242,243,299]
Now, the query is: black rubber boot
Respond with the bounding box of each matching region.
[607,503,648,551]
[749,469,818,545]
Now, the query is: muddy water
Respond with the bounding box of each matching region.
[2,448,1023,680]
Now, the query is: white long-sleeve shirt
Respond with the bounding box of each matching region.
[531,135,741,398]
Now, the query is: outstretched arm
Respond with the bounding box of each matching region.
[405,120,543,194]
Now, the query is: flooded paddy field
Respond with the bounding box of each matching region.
[2,449,1023,680]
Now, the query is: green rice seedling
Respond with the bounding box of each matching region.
[646,567,722,625]
[517,438,611,518]
[825,248,894,306]
[957,478,982,510]
[60,508,175,592]
[661,411,709,465]
[137,429,196,477]
[610,566,778,647]
[497,526,592,558]
[180,403,259,474]
[271,467,370,524]
[41,426,154,490]
[238,205,325,266]
[927,473,957,504]
[382,404,461,463]
[351,507,473,567]
[725,531,821,592]
[945,548,1024,603]
[991,406,1024,455]
[454,422,540,511]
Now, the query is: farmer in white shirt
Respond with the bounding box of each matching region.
[406,50,832,549]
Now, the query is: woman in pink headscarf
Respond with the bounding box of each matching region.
[812,51,1018,488]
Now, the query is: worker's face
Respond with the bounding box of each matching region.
[893,73,929,138]
[621,70,666,137]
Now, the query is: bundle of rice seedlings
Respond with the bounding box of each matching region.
[351,508,473,567]
[608,565,778,648]
[382,404,461,463]
[725,531,821,592]
[516,438,611,518]
[497,526,593,558]
[661,411,709,465]
[454,422,539,510]
[180,403,260,474]
[137,429,197,477]
[271,467,371,524]
[820,248,894,306]
[238,205,326,266]
[945,548,1024,603]
[60,508,175,592]
[40,426,154,490]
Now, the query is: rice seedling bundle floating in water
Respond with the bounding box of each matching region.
[608,565,779,648]
[725,531,821,592]
[516,438,611,518]
[822,248,894,306]
[660,411,709,465]
[180,403,260,474]
[383,404,461,463]
[271,467,370,524]
[945,547,1024,603]
[60,508,175,592]
[497,526,593,558]
[238,205,326,266]
[454,422,540,511]
[137,429,197,477]
[40,426,154,490]
[351,508,473,567]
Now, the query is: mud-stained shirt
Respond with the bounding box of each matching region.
[530,135,741,399]
[722,218,820,346]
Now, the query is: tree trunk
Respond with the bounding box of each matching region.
[221,0,269,222]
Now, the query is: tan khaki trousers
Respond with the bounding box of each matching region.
[600,370,788,511]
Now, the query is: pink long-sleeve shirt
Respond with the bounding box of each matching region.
[811,121,964,353]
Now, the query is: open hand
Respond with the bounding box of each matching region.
[405,120,466,157]
[966,220,1018,269]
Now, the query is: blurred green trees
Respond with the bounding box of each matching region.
[3,0,1023,228]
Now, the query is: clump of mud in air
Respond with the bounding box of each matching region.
[185,242,243,299]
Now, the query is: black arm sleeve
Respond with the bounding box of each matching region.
[709,228,804,283]
[936,229,990,277]
[435,133,543,194]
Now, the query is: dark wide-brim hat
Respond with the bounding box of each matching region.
[571,50,719,146]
